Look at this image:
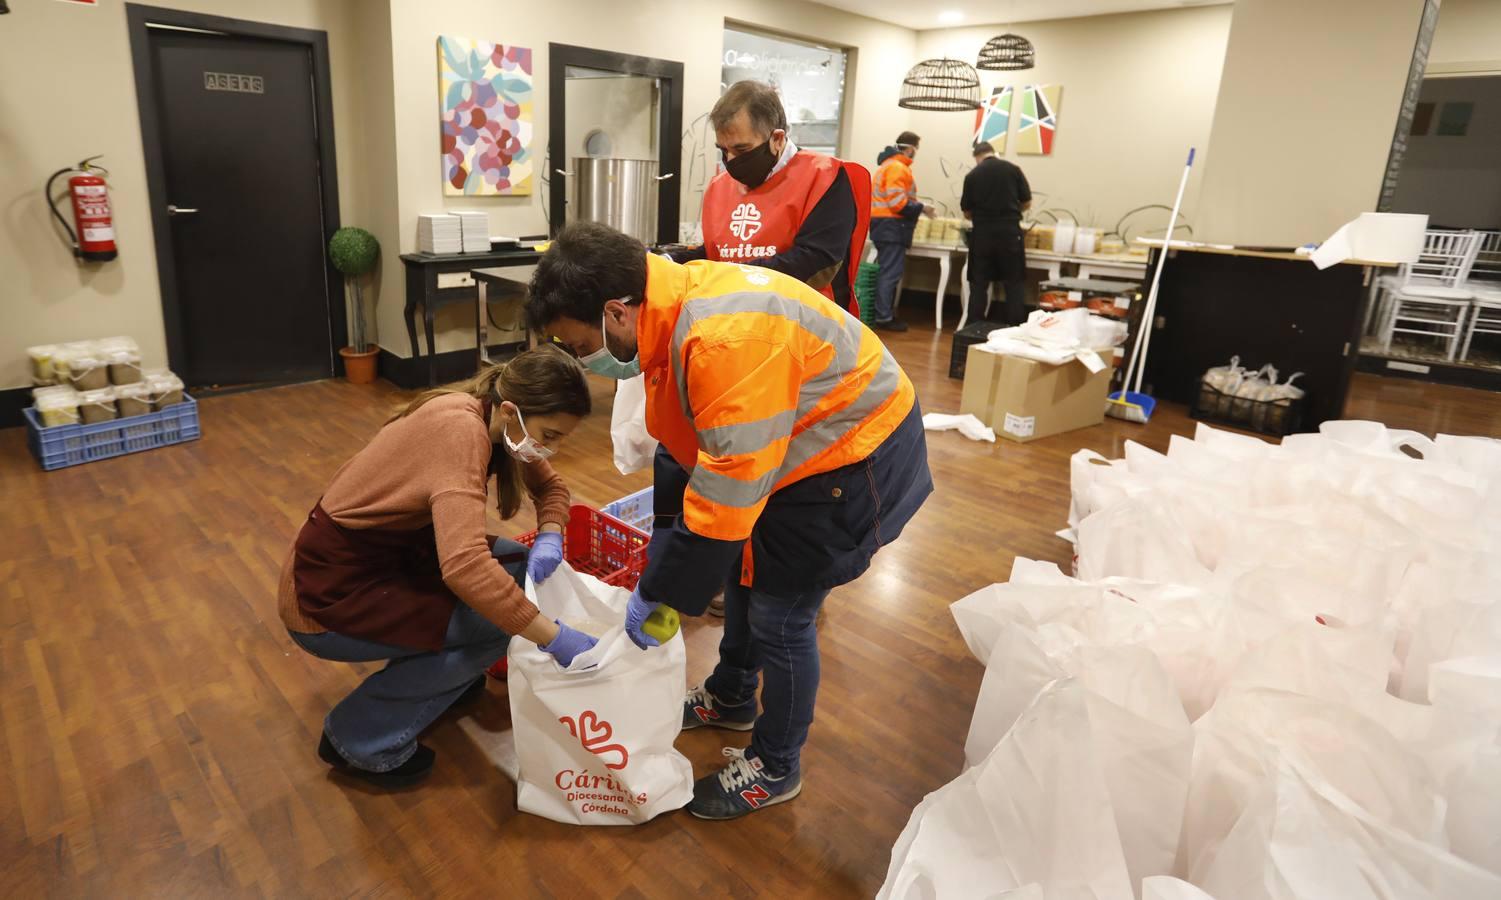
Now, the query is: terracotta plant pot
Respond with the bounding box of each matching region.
[339,346,380,384]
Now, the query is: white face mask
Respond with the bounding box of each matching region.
[579,305,641,380]
[501,407,553,463]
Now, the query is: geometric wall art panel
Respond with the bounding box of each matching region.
[1015,84,1062,156]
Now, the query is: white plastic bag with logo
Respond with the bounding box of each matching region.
[610,374,658,475]
[507,563,693,825]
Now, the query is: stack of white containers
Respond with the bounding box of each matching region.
[881,420,1501,900]
[455,210,490,254]
[26,336,186,426]
[417,213,463,254]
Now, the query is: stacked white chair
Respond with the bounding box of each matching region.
[1459,230,1501,362]
[1377,229,1482,361]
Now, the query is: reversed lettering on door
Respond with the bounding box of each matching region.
[203,72,264,94]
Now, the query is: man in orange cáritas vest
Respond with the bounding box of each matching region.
[670,80,870,315]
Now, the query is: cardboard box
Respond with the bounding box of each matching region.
[959,345,1114,443]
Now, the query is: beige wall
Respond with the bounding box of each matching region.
[0,0,369,391]
[1195,0,1429,246]
[381,0,917,354]
[908,5,1232,233]
[1429,0,1501,71]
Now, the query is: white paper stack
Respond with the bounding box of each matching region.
[417,213,463,255]
[454,211,490,254]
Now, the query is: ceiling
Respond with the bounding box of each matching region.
[812,0,1231,32]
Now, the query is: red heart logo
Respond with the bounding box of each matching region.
[558,709,630,770]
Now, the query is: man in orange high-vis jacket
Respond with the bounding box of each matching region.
[671,80,871,316]
[529,222,933,821]
[868,132,935,333]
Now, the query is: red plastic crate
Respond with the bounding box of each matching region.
[487,505,649,680]
[514,504,649,589]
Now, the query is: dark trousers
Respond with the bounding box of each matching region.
[967,221,1028,325]
[704,570,829,778]
[873,240,908,322]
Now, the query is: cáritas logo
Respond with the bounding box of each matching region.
[729,202,763,241]
[558,709,629,770]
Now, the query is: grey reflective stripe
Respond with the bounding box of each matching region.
[780,349,903,476]
[697,407,797,458]
[688,461,782,509]
[669,289,862,421]
[687,348,905,510]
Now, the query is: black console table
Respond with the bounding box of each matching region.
[400,248,542,386]
[1141,245,1391,430]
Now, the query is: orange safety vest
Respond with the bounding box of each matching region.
[700,151,870,314]
[871,153,916,219]
[636,254,916,578]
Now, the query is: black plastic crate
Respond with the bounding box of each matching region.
[1190,383,1306,437]
[950,320,1001,379]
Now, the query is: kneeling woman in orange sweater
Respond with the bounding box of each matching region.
[279,346,595,788]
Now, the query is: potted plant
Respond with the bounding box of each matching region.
[329,226,381,384]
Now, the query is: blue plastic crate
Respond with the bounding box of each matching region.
[603,485,654,535]
[24,395,201,471]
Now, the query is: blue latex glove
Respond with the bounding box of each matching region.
[528,531,565,585]
[541,621,597,667]
[625,589,661,650]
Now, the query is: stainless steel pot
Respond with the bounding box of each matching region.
[563,158,672,242]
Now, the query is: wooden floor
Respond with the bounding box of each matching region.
[3,317,1498,899]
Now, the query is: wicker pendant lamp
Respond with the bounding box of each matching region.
[977,33,1036,71]
[898,58,982,111]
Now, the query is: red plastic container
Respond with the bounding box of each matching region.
[486,505,649,679]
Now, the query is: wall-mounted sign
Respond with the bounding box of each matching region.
[203,72,264,94]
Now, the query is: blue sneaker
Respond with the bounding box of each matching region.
[688,748,801,820]
[682,683,755,732]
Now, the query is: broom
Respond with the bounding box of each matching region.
[1107,147,1195,423]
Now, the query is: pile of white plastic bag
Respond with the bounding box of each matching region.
[880,420,1501,900]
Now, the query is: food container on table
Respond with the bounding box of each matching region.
[1074,228,1098,256]
[912,216,932,243]
[1052,222,1077,254]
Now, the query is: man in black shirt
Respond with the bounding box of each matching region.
[961,142,1032,325]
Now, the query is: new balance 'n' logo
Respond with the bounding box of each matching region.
[740,784,771,808]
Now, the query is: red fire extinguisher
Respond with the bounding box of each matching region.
[47,155,118,262]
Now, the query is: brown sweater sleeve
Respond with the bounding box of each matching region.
[523,458,572,529]
[428,423,543,635]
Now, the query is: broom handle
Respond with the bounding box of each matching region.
[1130,147,1195,395]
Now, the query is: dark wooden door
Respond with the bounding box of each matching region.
[149,29,332,386]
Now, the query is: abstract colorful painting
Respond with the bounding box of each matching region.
[972,86,1013,154]
[438,36,533,195]
[1015,84,1062,156]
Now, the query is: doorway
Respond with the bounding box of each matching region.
[547,44,684,245]
[127,5,344,389]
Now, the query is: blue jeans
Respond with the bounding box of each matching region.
[873,240,908,322]
[704,574,830,778]
[289,537,528,772]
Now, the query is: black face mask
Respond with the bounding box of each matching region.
[723,140,779,189]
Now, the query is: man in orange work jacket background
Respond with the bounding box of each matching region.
[669,79,870,315]
[529,222,933,821]
[868,132,936,333]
